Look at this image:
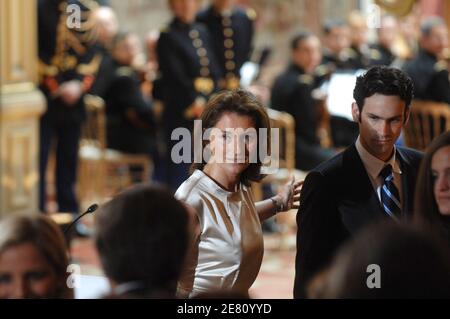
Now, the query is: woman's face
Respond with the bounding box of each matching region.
[207,112,258,177]
[432,145,450,216]
[0,242,59,299]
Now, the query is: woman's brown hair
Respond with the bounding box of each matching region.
[190,89,271,185]
[0,214,72,299]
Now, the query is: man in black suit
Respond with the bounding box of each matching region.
[156,0,221,190]
[294,66,423,298]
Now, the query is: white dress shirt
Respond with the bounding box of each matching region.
[175,169,263,297]
[355,137,403,208]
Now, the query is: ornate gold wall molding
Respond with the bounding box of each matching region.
[0,0,46,217]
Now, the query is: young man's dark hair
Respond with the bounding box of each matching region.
[353,66,414,120]
[291,31,315,50]
[95,184,190,298]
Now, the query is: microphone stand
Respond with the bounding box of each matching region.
[64,203,99,235]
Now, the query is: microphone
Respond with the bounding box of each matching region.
[64,204,99,235]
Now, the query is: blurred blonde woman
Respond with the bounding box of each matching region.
[0,215,72,299]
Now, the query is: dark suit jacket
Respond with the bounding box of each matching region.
[197,5,254,80]
[403,50,450,104]
[271,64,325,145]
[293,144,423,298]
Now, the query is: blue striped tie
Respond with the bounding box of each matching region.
[379,164,401,219]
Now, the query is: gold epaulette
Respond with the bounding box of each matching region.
[369,49,382,60]
[78,0,100,11]
[38,60,59,77]
[315,65,329,77]
[160,25,170,34]
[246,7,257,21]
[434,60,448,72]
[116,66,134,77]
[298,74,313,85]
[77,53,102,75]
[344,47,357,59]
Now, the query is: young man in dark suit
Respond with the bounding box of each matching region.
[294,66,423,298]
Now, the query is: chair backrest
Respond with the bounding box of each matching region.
[266,108,296,171]
[315,95,333,148]
[78,95,107,204]
[80,94,106,151]
[404,100,450,151]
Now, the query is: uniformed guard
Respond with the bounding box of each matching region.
[102,32,155,155]
[347,11,371,70]
[197,0,255,90]
[38,0,103,214]
[319,19,360,147]
[369,15,399,67]
[320,19,361,72]
[369,43,396,67]
[403,17,450,104]
[156,0,221,190]
[271,32,337,171]
[89,5,119,98]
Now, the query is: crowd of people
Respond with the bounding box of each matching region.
[1,0,449,299]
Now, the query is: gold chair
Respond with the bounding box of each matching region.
[404,100,450,151]
[77,94,153,205]
[313,89,334,149]
[252,108,307,249]
[258,108,306,183]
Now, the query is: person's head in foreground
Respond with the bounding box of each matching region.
[191,89,271,190]
[352,66,414,161]
[414,131,450,238]
[0,214,71,299]
[95,184,190,298]
[308,222,450,298]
